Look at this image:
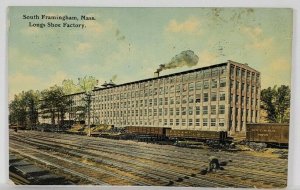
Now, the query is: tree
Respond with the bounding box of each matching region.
[40,85,73,128]
[9,90,40,129]
[261,85,290,123]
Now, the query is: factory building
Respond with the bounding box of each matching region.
[42,60,261,134]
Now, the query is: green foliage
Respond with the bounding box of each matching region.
[61,76,98,94]
[9,90,40,128]
[261,85,290,123]
[40,85,73,126]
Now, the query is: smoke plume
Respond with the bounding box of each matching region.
[157,50,199,73]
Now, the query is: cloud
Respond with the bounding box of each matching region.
[165,17,202,35]
[242,26,274,50]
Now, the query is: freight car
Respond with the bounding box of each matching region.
[246,123,289,147]
[166,129,228,142]
[125,126,229,143]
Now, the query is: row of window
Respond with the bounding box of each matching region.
[93,79,227,102]
[101,118,225,127]
[99,105,226,117]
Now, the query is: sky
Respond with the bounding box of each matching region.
[8,7,293,100]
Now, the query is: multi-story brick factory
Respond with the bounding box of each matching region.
[39,60,260,134]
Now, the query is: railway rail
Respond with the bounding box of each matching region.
[9,130,287,187]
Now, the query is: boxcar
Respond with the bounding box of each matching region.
[125,126,171,136]
[246,123,289,144]
[166,129,228,141]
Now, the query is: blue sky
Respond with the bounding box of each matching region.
[8,7,293,100]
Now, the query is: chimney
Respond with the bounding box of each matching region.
[154,71,159,77]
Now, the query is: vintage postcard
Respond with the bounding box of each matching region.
[8,7,292,188]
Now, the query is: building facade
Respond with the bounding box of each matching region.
[40,60,261,134]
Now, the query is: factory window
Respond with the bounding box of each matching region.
[219,118,225,127]
[220,93,225,101]
[170,119,174,126]
[196,106,201,115]
[203,106,208,115]
[159,87,164,95]
[242,69,245,77]
[203,118,208,127]
[220,78,226,87]
[211,92,217,101]
[188,95,194,103]
[211,118,216,127]
[176,96,180,104]
[149,109,152,116]
[154,98,157,106]
[169,108,174,116]
[182,95,187,104]
[246,97,249,105]
[212,69,218,77]
[153,88,158,95]
[170,97,174,105]
[251,86,255,93]
[194,94,201,104]
[159,119,162,125]
[144,99,147,106]
[183,75,189,82]
[188,107,193,115]
[182,84,187,92]
[236,81,239,89]
[189,119,193,126]
[195,81,202,90]
[219,105,225,114]
[140,100,143,107]
[170,85,175,93]
[236,68,241,77]
[196,71,203,79]
[204,80,209,89]
[149,99,152,106]
[252,98,255,105]
[220,66,226,75]
[144,109,147,116]
[164,86,169,95]
[204,70,211,78]
[236,95,239,103]
[195,119,200,126]
[211,105,216,115]
[242,83,245,91]
[153,109,157,116]
[182,107,186,115]
[176,85,181,93]
[159,108,162,116]
[242,96,245,106]
[176,119,180,126]
[135,110,138,116]
[204,93,209,102]
[182,119,186,126]
[159,98,163,105]
[164,97,168,105]
[188,82,194,91]
[176,108,180,115]
[211,79,217,88]
[140,109,143,116]
[230,66,235,76]
[164,119,168,126]
[164,108,168,116]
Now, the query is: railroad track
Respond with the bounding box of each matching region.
[9,131,287,187]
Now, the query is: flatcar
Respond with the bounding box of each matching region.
[246,123,289,146]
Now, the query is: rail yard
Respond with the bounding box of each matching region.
[9,130,287,188]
